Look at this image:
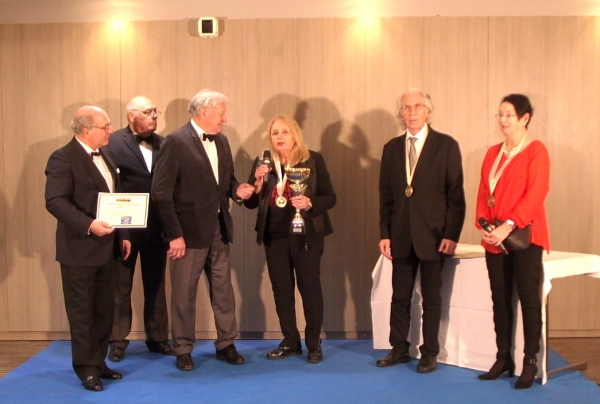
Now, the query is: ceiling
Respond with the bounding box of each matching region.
[0,0,599,24]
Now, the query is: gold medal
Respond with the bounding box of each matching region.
[405,185,413,197]
[488,195,495,207]
[276,196,287,208]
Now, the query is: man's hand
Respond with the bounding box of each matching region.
[236,183,255,200]
[379,239,392,260]
[89,219,114,236]
[438,238,457,255]
[167,237,186,260]
[121,240,131,260]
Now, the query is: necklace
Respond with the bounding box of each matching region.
[502,135,527,158]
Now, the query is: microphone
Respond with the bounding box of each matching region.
[478,217,508,255]
[260,150,272,183]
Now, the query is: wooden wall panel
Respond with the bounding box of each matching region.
[0,32,7,331]
[364,17,490,248]
[1,23,121,332]
[1,16,599,338]
[237,18,369,334]
[489,17,600,336]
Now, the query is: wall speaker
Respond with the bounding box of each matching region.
[198,17,219,38]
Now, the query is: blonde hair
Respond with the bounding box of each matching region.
[264,115,310,167]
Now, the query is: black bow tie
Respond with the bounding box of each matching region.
[203,133,216,142]
[136,135,152,145]
[90,151,101,158]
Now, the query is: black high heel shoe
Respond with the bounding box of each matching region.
[478,354,515,380]
[515,355,538,389]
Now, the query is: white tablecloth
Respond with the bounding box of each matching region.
[370,244,600,384]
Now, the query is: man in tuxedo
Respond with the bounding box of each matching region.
[152,89,255,371]
[377,89,466,373]
[105,96,173,362]
[45,106,130,391]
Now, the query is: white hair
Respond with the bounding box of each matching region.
[188,89,229,116]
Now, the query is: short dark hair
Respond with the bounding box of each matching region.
[501,94,534,128]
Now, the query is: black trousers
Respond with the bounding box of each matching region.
[110,239,169,349]
[60,256,117,379]
[390,247,443,356]
[485,243,544,356]
[264,235,324,351]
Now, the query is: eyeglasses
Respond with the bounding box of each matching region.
[495,113,517,120]
[132,108,161,116]
[400,104,426,113]
[91,123,113,132]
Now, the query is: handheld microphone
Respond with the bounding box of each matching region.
[478,217,508,255]
[260,150,272,183]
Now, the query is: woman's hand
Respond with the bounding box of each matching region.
[481,223,512,247]
[253,163,271,193]
[290,195,311,211]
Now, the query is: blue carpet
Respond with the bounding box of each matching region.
[0,340,599,404]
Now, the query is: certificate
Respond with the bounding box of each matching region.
[96,192,149,228]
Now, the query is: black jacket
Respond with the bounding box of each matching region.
[245,150,336,245]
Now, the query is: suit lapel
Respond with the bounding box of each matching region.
[122,127,150,172]
[69,139,110,193]
[100,148,119,190]
[188,123,218,185]
[215,134,228,186]
[150,135,160,171]
[413,127,436,180]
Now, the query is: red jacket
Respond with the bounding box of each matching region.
[476,140,550,253]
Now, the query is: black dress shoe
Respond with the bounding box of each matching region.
[266,345,302,360]
[376,347,411,367]
[146,341,175,356]
[82,376,103,392]
[216,344,245,364]
[417,355,438,373]
[100,367,122,380]
[176,353,194,371]
[307,347,323,363]
[108,346,125,362]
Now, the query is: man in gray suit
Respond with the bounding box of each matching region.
[152,89,254,371]
[377,88,466,373]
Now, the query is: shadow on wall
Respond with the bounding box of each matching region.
[234,95,400,335]
[318,105,398,334]
[161,98,190,138]
[10,102,88,331]
[233,93,304,335]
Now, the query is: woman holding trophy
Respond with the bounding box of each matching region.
[244,115,336,363]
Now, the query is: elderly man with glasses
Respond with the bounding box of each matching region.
[104,96,174,362]
[45,106,130,391]
[377,88,466,374]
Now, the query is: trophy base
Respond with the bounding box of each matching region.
[290,225,306,235]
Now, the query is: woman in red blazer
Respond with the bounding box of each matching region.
[475,94,550,389]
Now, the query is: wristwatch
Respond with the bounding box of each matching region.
[505,219,516,229]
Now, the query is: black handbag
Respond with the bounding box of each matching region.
[494,220,532,251]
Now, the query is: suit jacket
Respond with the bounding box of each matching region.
[379,127,466,261]
[151,121,241,248]
[104,126,164,245]
[45,137,121,267]
[244,150,336,245]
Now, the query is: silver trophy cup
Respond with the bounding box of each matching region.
[286,167,311,235]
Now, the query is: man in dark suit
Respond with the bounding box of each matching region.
[377,89,466,373]
[45,106,130,391]
[105,96,173,362]
[152,89,255,371]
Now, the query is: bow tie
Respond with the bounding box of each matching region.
[90,151,101,158]
[203,133,216,142]
[136,135,152,145]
